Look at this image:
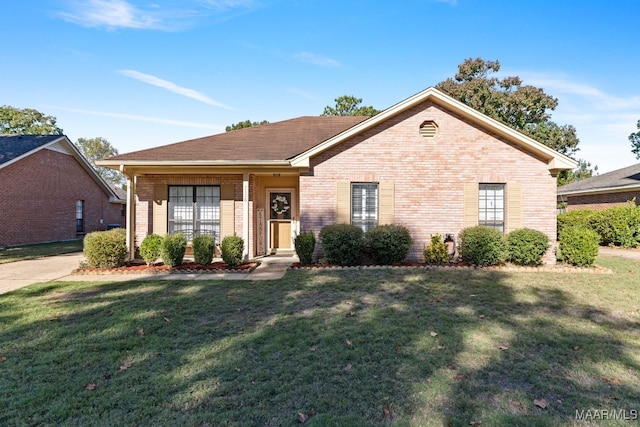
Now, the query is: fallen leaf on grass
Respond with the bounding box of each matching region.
[469,421,481,425]
[346,311,355,317]
[297,412,307,423]
[119,362,132,371]
[1,356,6,362]
[86,383,97,391]
[343,363,352,371]
[455,374,466,380]
[603,377,620,385]
[573,346,580,351]
[105,309,113,316]
[136,328,144,336]
[497,344,509,351]
[430,331,438,337]
[478,315,485,319]
[534,398,548,409]
[383,406,391,420]
[346,339,353,348]
[163,316,170,322]
[437,345,445,350]
[510,401,521,406]
[310,345,317,352]
[448,364,458,370]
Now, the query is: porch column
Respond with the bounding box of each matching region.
[125,175,136,261]
[242,172,251,260]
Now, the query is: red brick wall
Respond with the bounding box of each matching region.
[300,101,559,261]
[565,191,640,211]
[0,148,123,247]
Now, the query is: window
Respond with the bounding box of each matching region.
[479,184,505,232]
[168,186,220,242]
[351,183,378,232]
[76,200,85,233]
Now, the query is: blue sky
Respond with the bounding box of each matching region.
[2,0,639,173]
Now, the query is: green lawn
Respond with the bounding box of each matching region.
[0,240,83,264]
[1,256,639,426]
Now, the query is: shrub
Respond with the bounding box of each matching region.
[458,226,507,267]
[319,224,364,266]
[294,231,316,265]
[557,209,596,236]
[221,235,244,267]
[365,224,413,265]
[506,228,550,266]
[424,233,449,265]
[160,233,187,268]
[192,234,216,266]
[83,228,127,268]
[590,202,640,248]
[558,226,599,267]
[139,233,162,266]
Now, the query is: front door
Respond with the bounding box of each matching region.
[267,190,294,252]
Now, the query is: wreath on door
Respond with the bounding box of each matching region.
[271,194,290,215]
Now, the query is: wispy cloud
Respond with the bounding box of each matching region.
[294,52,341,67]
[57,0,261,30]
[58,0,165,30]
[286,87,318,101]
[54,106,223,130]
[118,69,234,109]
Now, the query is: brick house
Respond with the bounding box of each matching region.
[557,163,640,211]
[0,135,125,247]
[98,87,576,262]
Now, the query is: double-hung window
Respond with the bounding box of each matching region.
[168,186,220,242]
[76,200,84,233]
[351,183,378,232]
[478,184,505,232]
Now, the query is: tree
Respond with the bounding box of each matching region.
[557,159,598,186]
[321,95,380,117]
[629,119,640,159]
[436,58,580,157]
[225,120,269,132]
[75,137,126,189]
[0,105,63,135]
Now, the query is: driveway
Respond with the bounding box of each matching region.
[0,252,85,295]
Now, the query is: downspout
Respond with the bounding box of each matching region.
[121,166,136,261]
[242,172,250,260]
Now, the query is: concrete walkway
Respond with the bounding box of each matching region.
[0,252,297,295]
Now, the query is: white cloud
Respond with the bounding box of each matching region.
[199,0,258,10]
[294,52,341,67]
[286,87,317,101]
[54,106,223,130]
[58,0,164,30]
[118,69,234,109]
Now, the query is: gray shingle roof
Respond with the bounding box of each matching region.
[0,134,62,166]
[558,163,640,195]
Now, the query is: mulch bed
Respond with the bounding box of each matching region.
[74,261,259,275]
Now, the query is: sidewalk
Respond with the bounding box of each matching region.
[0,252,297,295]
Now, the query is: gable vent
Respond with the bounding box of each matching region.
[419,121,438,139]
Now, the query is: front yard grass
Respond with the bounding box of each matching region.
[0,240,83,264]
[1,256,639,426]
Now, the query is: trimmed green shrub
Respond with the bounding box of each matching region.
[139,233,162,266]
[557,209,596,236]
[558,226,599,267]
[221,235,244,267]
[83,228,127,268]
[294,231,316,265]
[507,228,550,266]
[590,202,640,248]
[365,224,413,265]
[161,233,187,268]
[319,224,364,266]
[458,226,507,267]
[424,233,450,265]
[192,234,216,266]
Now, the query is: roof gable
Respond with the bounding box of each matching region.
[0,134,123,202]
[290,87,577,173]
[0,134,63,166]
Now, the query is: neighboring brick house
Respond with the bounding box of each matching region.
[0,135,125,247]
[99,87,576,262]
[557,163,640,211]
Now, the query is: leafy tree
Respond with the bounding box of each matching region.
[557,159,598,186]
[321,95,380,117]
[630,119,640,159]
[0,105,63,135]
[225,119,269,132]
[75,137,126,189]
[436,58,580,157]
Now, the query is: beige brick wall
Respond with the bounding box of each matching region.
[564,191,640,211]
[300,101,558,261]
[0,148,123,247]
